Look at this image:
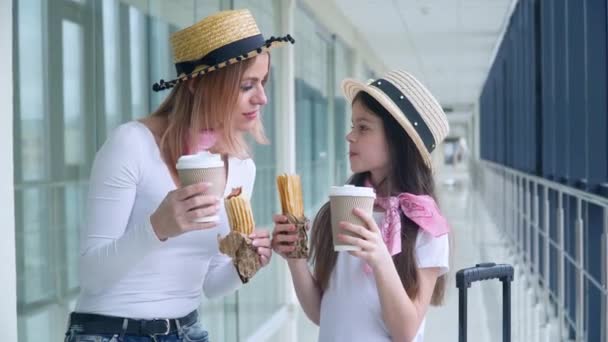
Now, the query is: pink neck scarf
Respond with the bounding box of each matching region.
[184,130,217,154]
[363,178,450,263]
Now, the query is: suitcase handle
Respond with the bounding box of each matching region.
[456,262,514,289]
[456,263,514,342]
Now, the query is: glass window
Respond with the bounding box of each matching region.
[295,6,332,213]
[16,0,48,183]
[17,188,53,305]
[62,183,87,291]
[148,16,175,111]
[102,0,122,133]
[62,20,85,168]
[333,40,353,184]
[129,6,148,118]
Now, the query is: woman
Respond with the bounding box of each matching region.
[65,9,294,342]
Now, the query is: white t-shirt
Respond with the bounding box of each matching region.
[75,121,255,319]
[318,212,449,342]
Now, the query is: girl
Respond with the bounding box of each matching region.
[65,9,294,342]
[272,70,451,341]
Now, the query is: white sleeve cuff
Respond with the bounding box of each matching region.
[415,232,450,276]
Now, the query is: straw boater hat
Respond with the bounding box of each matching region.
[152,9,294,92]
[342,70,450,168]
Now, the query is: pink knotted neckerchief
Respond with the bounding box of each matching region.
[184,130,218,154]
[362,178,450,273]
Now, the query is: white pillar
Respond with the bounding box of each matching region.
[276,1,298,341]
[0,0,17,340]
[276,0,296,175]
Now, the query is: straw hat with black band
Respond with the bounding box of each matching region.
[152,9,295,92]
[341,70,450,169]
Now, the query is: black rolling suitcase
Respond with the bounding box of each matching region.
[455,262,514,342]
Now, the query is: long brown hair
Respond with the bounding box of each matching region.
[151,55,270,175]
[310,91,447,305]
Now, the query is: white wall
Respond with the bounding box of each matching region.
[0,0,17,339]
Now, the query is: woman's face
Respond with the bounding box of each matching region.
[231,53,269,133]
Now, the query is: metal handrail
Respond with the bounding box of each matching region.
[473,159,608,341]
[481,160,608,207]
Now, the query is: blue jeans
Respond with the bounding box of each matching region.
[65,319,209,342]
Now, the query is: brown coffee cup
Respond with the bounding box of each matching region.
[329,185,376,251]
[176,151,226,223]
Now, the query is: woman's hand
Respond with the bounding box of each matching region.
[271,214,302,259]
[338,208,393,270]
[249,229,272,267]
[150,182,220,241]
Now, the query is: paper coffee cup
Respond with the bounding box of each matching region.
[176,151,226,223]
[329,185,376,251]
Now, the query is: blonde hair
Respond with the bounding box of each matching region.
[152,55,269,175]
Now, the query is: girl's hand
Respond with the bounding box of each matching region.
[150,182,221,241]
[270,214,302,259]
[249,229,272,267]
[338,208,393,270]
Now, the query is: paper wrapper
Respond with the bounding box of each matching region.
[284,214,310,259]
[218,231,261,282]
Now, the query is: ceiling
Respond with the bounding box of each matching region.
[334,0,515,110]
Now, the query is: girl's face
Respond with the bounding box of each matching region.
[346,99,390,179]
[231,53,269,133]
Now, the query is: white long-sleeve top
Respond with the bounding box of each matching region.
[75,121,255,319]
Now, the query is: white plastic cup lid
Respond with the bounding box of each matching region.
[329,185,376,198]
[176,151,224,170]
